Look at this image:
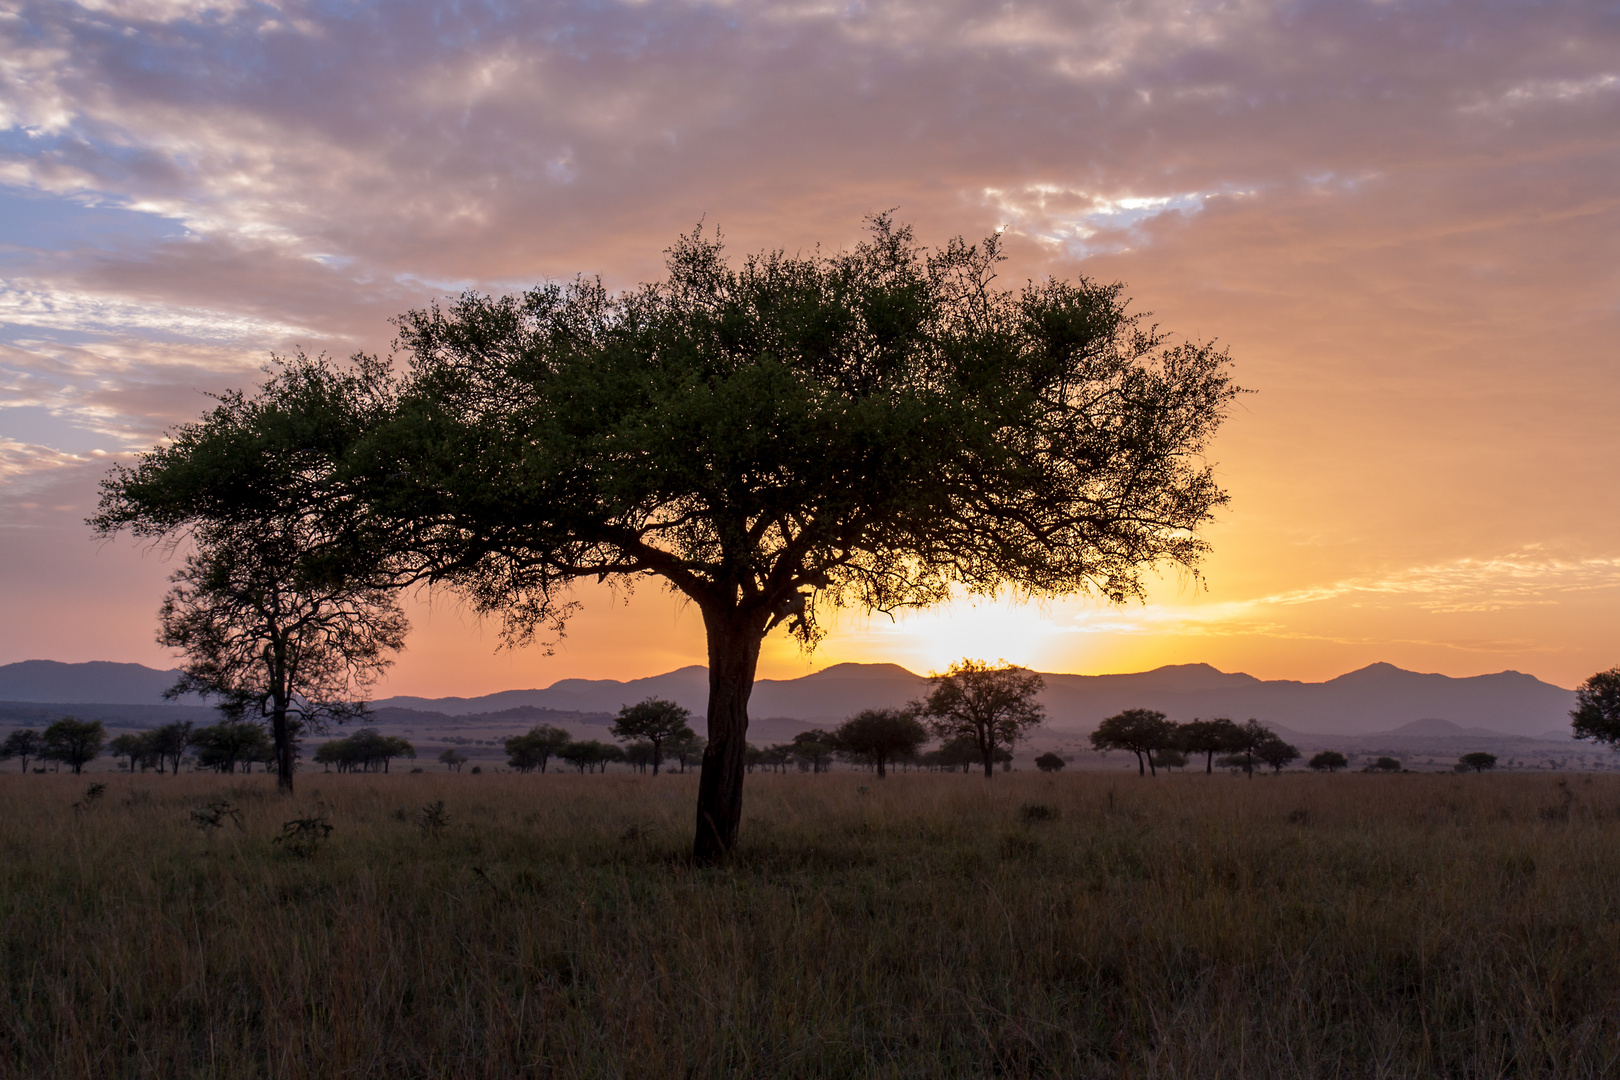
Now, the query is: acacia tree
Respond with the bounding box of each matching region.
[1177,717,1242,774]
[1090,708,1176,777]
[505,724,572,772]
[93,218,1237,861]
[146,720,192,776]
[1255,736,1300,774]
[834,708,928,779]
[917,660,1045,778]
[611,698,695,776]
[92,359,410,795]
[1,728,41,772]
[42,717,105,775]
[1572,668,1620,745]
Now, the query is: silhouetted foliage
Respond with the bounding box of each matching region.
[108,732,152,773]
[95,220,1237,859]
[146,721,192,776]
[190,720,273,774]
[1,728,41,773]
[1176,717,1243,774]
[42,718,105,775]
[789,730,839,773]
[437,748,468,771]
[1459,752,1498,773]
[504,724,572,773]
[90,356,411,794]
[314,729,414,773]
[834,709,928,779]
[558,740,623,774]
[1571,668,1620,747]
[610,698,695,776]
[917,660,1045,778]
[1255,736,1300,774]
[622,741,657,773]
[1370,756,1401,773]
[1151,747,1188,771]
[1034,751,1066,773]
[1308,750,1349,773]
[1090,708,1176,777]
[1223,719,1278,779]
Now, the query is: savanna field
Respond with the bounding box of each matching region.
[3,770,1618,1079]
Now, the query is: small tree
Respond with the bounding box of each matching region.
[1177,718,1242,774]
[1308,750,1348,773]
[1034,751,1066,773]
[916,660,1045,779]
[1255,736,1299,774]
[504,724,572,773]
[623,741,657,773]
[108,732,149,773]
[146,721,192,775]
[1572,668,1620,746]
[438,747,468,771]
[834,709,928,779]
[789,730,838,773]
[1152,747,1188,771]
[1223,719,1278,779]
[190,720,273,774]
[1459,752,1498,773]
[1370,756,1401,773]
[42,717,105,775]
[1090,708,1176,777]
[2,728,42,773]
[610,698,695,777]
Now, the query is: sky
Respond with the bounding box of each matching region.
[1,0,1617,696]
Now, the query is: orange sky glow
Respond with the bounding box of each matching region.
[1,0,1616,695]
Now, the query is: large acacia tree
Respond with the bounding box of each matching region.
[94,217,1237,862]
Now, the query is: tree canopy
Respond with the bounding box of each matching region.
[610,698,695,776]
[834,708,928,779]
[42,718,105,775]
[917,660,1045,778]
[1090,708,1176,777]
[1572,668,1620,746]
[89,217,1237,860]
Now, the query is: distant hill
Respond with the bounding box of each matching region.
[0,657,1578,738]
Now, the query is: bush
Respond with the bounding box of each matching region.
[1034,752,1066,773]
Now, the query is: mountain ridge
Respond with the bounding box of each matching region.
[0,657,1577,737]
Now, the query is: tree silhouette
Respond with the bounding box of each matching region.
[93,219,1237,861]
[1458,752,1497,773]
[42,718,105,775]
[1034,751,1066,773]
[917,660,1045,778]
[1255,736,1299,774]
[610,698,695,776]
[438,747,468,771]
[834,708,928,779]
[1308,750,1348,773]
[1,728,41,773]
[1090,708,1176,777]
[1176,718,1242,774]
[504,724,572,773]
[1572,668,1620,746]
[146,721,192,776]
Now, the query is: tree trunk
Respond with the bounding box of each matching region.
[693,605,766,864]
[271,705,295,794]
[1205,750,1214,774]
[876,755,887,780]
[1135,750,1145,776]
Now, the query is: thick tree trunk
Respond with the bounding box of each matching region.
[1135,750,1145,776]
[876,755,887,780]
[693,606,766,864]
[271,706,295,794]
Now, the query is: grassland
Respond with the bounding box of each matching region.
[2,769,1618,1078]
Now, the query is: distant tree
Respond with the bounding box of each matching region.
[1370,756,1401,773]
[315,728,414,772]
[758,744,793,774]
[931,734,987,773]
[190,720,273,774]
[1151,747,1188,771]
[2,728,42,773]
[1223,719,1278,779]
[1571,668,1620,747]
[1176,717,1243,774]
[1459,752,1498,773]
[1090,708,1177,777]
[666,732,705,774]
[1308,750,1349,773]
[916,660,1045,779]
[789,729,839,773]
[146,721,193,775]
[108,732,150,773]
[834,709,928,779]
[745,743,764,773]
[1255,736,1299,774]
[558,739,621,774]
[622,741,657,773]
[1034,751,1066,773]
[42,718,106,775]
[610,698,695,776]
[438,747,468,771]
[504,724,572,773]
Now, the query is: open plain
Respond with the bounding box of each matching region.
[3,770,1618,1078]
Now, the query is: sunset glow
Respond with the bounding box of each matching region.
[2,0,1617,694]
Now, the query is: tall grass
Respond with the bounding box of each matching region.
[2,770,1617,1078]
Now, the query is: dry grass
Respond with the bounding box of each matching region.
[2,769,1618,1078]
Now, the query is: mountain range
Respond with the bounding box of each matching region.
[0,658,1578,738]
